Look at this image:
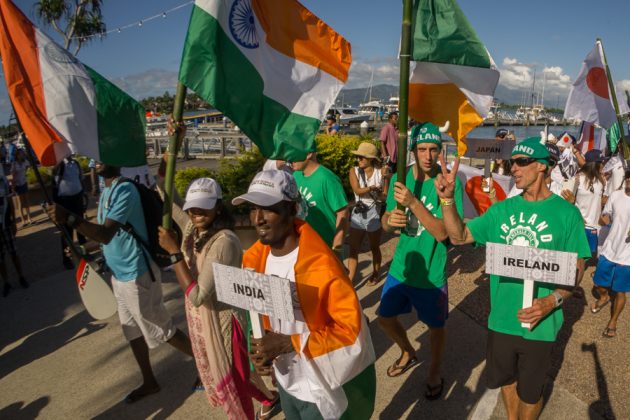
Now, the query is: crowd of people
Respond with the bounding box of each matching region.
[0,113,619,420]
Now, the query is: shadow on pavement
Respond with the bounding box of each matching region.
[581,343,615,420]
[0,310,105,379]
[0,396,49,419]
[91,351,198,420]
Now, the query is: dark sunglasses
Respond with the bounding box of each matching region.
[356,156,368,160]
[510,157,544,167]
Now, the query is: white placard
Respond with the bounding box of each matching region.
[485,243,578,329]
[213,263,295,323]
[486,243,577,286]
[464,138,515,160]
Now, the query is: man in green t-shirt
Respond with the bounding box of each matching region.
[435,136,591,419]
[378,122,463,401]
[291,146,348,254]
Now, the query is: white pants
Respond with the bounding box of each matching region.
[112,268,175,349]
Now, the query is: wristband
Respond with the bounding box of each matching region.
[440,198,454,207]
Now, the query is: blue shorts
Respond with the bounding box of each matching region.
[585,228,598,254]
[378,274,448,328]
[350,205,381,232]
[593,255,630,292]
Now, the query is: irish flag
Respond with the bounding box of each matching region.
[409,0,499,156]
[0,0,146,167]
[179,0,351,161]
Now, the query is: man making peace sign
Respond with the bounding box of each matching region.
[378,122,463,400]
[436,136,591,420]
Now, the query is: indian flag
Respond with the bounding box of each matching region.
[409,0,499,156]
[179,0,351,161]
[0,0,146,167]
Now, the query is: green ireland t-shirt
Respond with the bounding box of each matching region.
[386,167,463,289]
[294,165,348,247]
[467,194,591,342]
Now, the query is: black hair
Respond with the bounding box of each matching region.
[211,199,235,231]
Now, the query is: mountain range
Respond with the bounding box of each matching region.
[338,84,568,109]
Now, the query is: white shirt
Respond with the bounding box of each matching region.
[56,158,83,196]
[264,247,306,335]
[353,166,383,207]
[605,165,625,197]
[600,190,630,264]
[10,160,28,186]
[574,174,605,229]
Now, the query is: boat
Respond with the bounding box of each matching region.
[358,100,386,121]
[328,107,371,124]
[386,97,399,113]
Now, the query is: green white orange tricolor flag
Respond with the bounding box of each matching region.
[0,0,146,167]
[179,0,351,161]
[409,0,499,156]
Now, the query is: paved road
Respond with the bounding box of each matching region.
[0,196,625,419]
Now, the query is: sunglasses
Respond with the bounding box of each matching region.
[510,157,544,167]
[356,156,369,160]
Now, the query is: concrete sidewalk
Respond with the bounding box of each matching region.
[0,221,619,419]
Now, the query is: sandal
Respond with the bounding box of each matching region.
[590,298,610,314]
[425,378,444,400]
[602,327,617,338]
[386,356,419,378]
[256,395,281,420]
[367,273,380,286]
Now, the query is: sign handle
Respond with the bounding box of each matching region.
[521,279,534,329]
[250,310,265,339]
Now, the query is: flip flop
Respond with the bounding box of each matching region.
[256,395,281,420]
[590,298,610,314]
[386,356,419,378]
[425,378,444,400]
[602,327,617,338]
[367,274,380,286]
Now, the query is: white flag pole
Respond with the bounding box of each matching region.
[521,279,535,329]
[250,311,265,339]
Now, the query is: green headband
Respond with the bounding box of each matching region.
[409,122,442,151]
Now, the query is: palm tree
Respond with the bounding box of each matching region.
[34,0,106,55]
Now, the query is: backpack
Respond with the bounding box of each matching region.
[108,178,181,276]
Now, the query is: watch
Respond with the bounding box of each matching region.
[551,291,564,308]
[169,252,184,265]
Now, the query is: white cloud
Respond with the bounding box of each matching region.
[110,69,178,100]
[346,58,399,88]
[497,57,572,106]
[616,79,630,93]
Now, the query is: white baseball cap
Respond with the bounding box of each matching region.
[232,170,300,207]
[183,178,222,211]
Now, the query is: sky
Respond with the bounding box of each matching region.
[1,0,630,122]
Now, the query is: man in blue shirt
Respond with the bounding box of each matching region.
[48,163,194,404]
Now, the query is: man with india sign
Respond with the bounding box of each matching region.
[435,136,591,419]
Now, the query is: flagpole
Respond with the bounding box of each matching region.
[162,82,187,230]
[597,38,630,164]
[9,109,84,262]
[396,0,413,206]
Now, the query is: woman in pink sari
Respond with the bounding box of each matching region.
[158,176,278,419]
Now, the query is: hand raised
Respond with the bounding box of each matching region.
[434,155,460,199]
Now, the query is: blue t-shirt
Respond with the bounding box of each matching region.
[98,179,149,281]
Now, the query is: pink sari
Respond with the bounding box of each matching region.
[184,229,272,419]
